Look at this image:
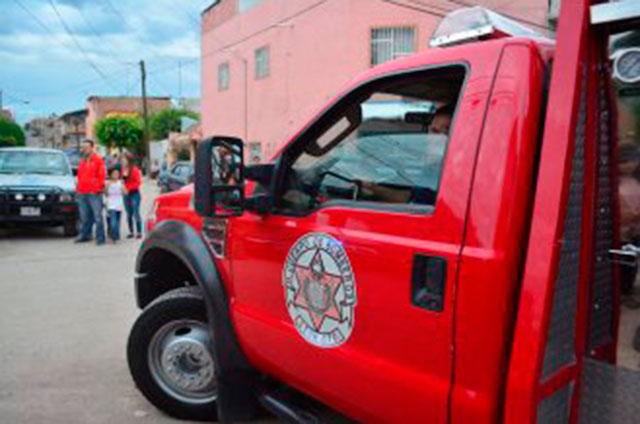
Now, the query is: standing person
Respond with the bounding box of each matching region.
[122,153,143,239]
[105,168,125,242]
[75,139,106,245]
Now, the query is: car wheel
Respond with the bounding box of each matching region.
[63,219,78,237]
[127,287,218,421]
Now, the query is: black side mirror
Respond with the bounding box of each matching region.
[195,136,245,217]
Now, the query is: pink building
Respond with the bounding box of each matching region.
[201,0,550,163]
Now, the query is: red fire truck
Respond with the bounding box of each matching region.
[127,2,640,423]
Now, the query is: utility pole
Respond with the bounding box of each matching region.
[139,60,151,175]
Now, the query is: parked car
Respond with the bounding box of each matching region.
[158,161,193,193]
[0,147,78,236]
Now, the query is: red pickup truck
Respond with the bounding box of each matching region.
[128,3,640,423]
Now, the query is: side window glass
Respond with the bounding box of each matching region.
[280,66,465,213]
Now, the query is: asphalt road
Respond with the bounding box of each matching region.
[0,183,207,424]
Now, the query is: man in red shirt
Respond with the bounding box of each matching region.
[75,139,106,245]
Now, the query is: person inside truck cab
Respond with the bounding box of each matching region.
[281,67,464,213]
[429,103,454,135]
[358,103,454,203]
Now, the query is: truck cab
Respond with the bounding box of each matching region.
[128,3,640,423]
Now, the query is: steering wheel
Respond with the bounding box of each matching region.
[320,170,363,200]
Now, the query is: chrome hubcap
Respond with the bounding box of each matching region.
[148,319,216,404]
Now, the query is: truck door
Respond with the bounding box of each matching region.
[228,59,496,422]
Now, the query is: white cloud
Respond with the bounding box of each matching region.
[1,0,212,122]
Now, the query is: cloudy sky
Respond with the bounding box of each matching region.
[1,0,213,123]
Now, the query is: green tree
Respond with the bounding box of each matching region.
[94,115,143,151]
[149,108,199,140]
[0,117,26,147]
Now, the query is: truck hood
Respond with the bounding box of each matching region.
[0,174,76,192]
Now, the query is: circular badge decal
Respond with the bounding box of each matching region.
[282,233,357,348]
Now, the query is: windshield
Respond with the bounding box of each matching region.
[0,151,71,176]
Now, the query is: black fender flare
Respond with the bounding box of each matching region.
[135,220,259,421]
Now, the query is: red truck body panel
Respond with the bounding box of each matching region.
[148,27,618,422]
[452,41,550,423]
[145,37,552,423]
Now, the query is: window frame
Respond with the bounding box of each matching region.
[370,25,418,67]
[218,62,230,91]
[271,62,470,217]
[254,45,270,80]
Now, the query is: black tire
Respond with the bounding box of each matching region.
[127,287,218,421]
[63,219,78,237]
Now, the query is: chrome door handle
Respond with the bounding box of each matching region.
[609,244,640,267]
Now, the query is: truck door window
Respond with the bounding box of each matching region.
[280,66,465,214]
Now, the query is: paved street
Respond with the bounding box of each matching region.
[0,182,204,424]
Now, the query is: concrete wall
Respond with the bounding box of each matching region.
[201,0,549,162]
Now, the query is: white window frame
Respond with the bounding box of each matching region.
[218,62,230,91]
[254,45,270,80]
[370,26,416,66]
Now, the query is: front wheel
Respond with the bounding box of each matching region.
[127,287,218,421]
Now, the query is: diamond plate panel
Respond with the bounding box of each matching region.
[588,65,615,350]
[537,384,573,424]
[542,74,587,378]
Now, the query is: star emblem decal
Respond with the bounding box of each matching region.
[292,250,344,331]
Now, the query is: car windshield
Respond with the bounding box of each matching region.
[0,151,71,176]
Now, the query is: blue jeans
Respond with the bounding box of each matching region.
[77,193,106,243]
[124,191,142,235]
[108,210,121,241]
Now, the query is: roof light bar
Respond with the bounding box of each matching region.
[429,6,544,48]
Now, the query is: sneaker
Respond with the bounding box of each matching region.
[96,240,106,246]
[127,234,135,239]
[136,233,142,239]
[74,237,91,243]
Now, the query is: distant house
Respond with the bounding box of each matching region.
[25,115,62,149]
[59,109,88,151]
[85,96,171,140]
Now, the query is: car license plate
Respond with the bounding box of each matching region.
[20,207,41,217]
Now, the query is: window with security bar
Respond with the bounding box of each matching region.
[255,46,270,80]
[371,27,416,66]
[218,62,230,91]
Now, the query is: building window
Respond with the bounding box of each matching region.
[254,46,270,80]
[218,62,230,91]
[371,27,416,66]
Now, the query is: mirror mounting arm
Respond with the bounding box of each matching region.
[245,194,272,215]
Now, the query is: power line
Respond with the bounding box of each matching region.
[201,0,330,60]
[13,0,55,34]
[73,1,130,66]
[99,0,175,95]
[47,0,119,91]
[376,0,446,19]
